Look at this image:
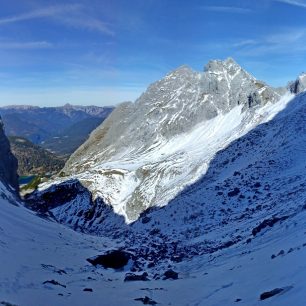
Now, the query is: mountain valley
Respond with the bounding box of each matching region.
[1,59,306,305]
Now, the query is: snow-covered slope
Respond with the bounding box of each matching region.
[4,176,306,306]
[0,189,127,306]
[49,58,280,222]
[129,90,306,253]
[4,91,306,306]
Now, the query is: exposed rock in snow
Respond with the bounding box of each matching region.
[288,73,306,94]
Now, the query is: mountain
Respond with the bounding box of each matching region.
[0,117,18,194]
[0,104,114,155]
[3,59,306,305]
[19,67,306,305]
[9,136,65,177]
[54,58,281,222]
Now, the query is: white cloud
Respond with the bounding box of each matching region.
[0,4,80,24]
[0,41,52,49]
[233,28,306,56]
[55,15,114,36]
[232,39,258,47]
[264,29,306,44]
[0,4,114,36]
[201,6,252,13]
[273,0,306,8]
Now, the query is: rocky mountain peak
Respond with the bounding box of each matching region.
[62,103,73,108]
[204,57,247,77]
[164,65,194,78]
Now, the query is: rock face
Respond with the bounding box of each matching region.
[49,58,282,222]
[289,73,306,94]
[0,117,18,192]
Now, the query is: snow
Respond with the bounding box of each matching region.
[42,92,292,224]
[3,179,306,305]
[7,59,306,305]
[2,89,306,306]
[50,59,280,222]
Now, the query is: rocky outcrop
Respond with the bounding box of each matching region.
[0,117,18,192]
[289,73,306,94]
[87,250,132,269]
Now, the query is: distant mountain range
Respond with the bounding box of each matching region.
[40,116,109,156]
[0,103,114,156]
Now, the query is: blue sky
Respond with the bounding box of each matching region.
[0,0,306,106]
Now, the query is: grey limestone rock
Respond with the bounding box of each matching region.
[288,73,306,94]
[0,117,18,192]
